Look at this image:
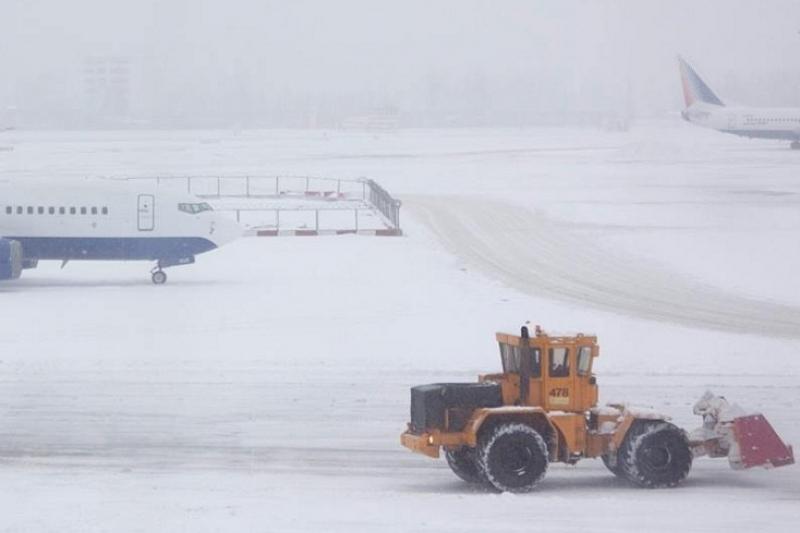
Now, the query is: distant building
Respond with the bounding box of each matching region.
[0,106,16,130]
[82,56,131,124]
[340,106,400,131]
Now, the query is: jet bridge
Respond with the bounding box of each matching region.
[120,175,402,236]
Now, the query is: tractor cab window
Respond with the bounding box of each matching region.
[577,346,592,376]
[528,348,542,377]
[178,202,214,215]
[500,343,520,373]
[549,347,570,378]
[499,343,541,377]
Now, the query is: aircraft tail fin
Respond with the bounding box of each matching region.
[678,56,724,108]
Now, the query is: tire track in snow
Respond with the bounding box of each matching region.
[407,195,800,339]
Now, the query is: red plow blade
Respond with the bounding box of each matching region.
[732,414,794,469]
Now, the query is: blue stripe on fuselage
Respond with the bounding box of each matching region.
[721,129,800,141]
[4,236,217,261]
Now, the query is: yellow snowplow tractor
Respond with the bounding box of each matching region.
[400,325,794,493]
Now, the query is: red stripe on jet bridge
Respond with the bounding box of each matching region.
[250,229,401,237]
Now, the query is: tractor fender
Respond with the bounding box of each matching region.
[465,407,560,458]
[609,410,672,452]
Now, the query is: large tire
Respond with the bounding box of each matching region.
[601,453,625,478]
[478,422,548,493]
[619,421,692,488]
[445,447,481,483]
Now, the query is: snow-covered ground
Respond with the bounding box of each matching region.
[0,121,798,532]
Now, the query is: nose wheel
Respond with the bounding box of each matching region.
[151,268,167,285]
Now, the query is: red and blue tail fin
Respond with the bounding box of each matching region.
[678,56,724,108]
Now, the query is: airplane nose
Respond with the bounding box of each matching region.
[211,214,243,247]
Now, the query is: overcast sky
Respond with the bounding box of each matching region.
[2,0,800,127]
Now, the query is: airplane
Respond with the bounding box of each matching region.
[0,178,242,284]
[678,55,800,149]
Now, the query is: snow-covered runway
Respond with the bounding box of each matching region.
[1,123,798,531]
[408,195,800,338]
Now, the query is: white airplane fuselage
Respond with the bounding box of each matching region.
[0,179,241,282]
[684,102,800,142]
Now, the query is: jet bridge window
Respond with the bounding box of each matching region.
[178,202,213,214]
[549,347,570,378]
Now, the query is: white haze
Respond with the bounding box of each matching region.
[1,0,799,128]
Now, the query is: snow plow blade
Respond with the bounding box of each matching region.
[731,414,794,469]
[691,391,794,470]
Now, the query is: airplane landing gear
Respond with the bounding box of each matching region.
[151,267,167,285]
[791,141,800,150]
[150,256,194,284]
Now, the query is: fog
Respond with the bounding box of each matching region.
[2,0,799,128]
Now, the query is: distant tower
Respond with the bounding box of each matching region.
[83,56,131,124]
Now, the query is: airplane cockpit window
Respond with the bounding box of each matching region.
[178,202,214,214]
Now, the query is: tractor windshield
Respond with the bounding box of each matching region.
[499,343,541,377]
[549,347,570,377]
[577,346,592,376]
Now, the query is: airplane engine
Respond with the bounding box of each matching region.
[0,238,23,280]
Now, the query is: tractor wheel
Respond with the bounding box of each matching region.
[478,422,548,493]
[601,453,625,478]
[619,421,692,488]
[445,447,481,483]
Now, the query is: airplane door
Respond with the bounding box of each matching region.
[138,194,155,231]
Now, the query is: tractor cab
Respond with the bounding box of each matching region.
[483,326,599,413]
